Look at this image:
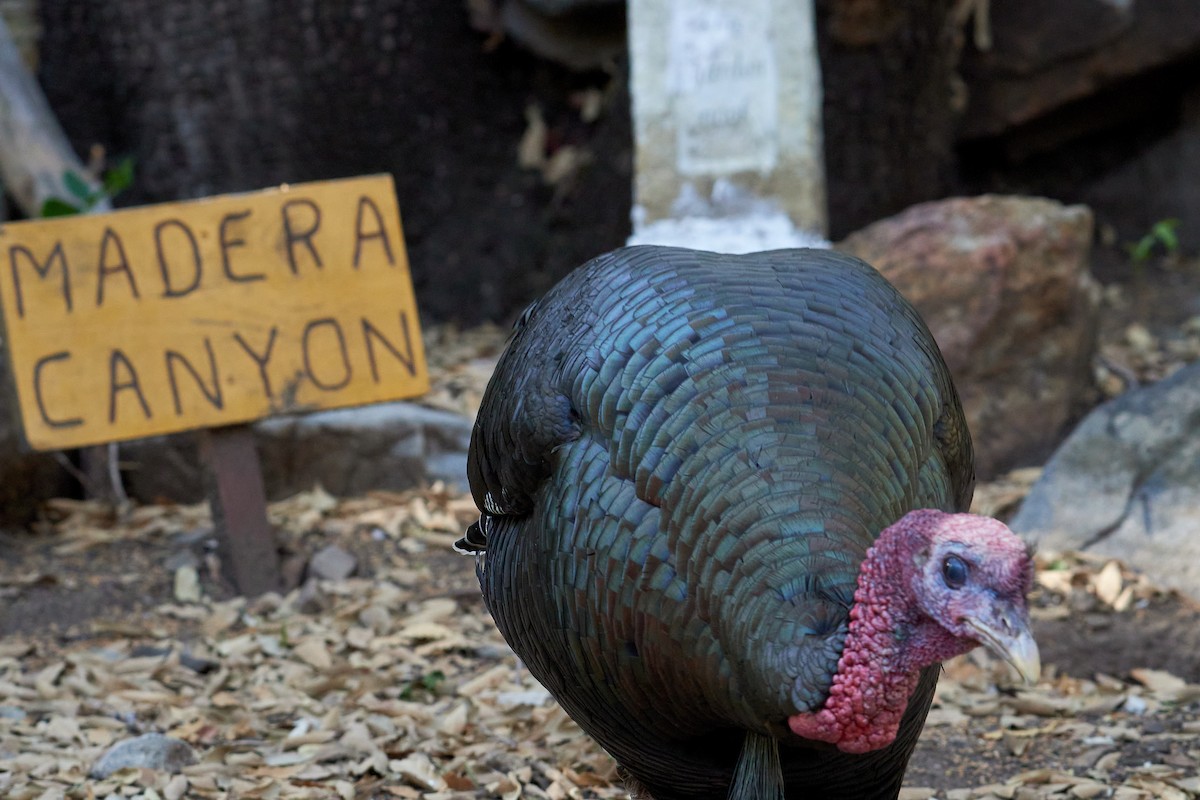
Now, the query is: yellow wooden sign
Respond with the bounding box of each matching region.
[0,175,429,450]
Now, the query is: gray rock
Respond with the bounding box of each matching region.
[295,578,329,615]
[257,403,472,497]
[309,544,357,581]
[90,733,198,778]
[121,401,473,503]
[164,549,200,572]
[1011,361,1200,599]
[0,705,25,720]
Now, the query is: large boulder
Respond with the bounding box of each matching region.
[1011,361,1200,600]
[840,195,1099,478]
[960,0,1200,141]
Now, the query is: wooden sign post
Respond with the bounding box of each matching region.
[0,175,430,594]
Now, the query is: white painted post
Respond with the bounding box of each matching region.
[627,0,828,252]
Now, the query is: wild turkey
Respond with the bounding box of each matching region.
[459,246,1039,799]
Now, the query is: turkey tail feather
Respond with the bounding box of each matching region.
[728,732,785,800]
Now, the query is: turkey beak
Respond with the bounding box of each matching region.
[964,607,1041,685]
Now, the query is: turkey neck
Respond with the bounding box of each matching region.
[787,524,968,754]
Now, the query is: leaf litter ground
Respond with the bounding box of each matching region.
[3,483,1200,799]
[5,311,1200,799]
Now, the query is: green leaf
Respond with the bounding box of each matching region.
[421,670,446,692]
[103,157,135,197]
[40,198,81,217]
[399,670,447,700]
[63,170,93,202]
[1152,218,1180,252]
[1128,237,1153,263]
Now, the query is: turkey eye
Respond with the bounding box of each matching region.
[942,555,968,589]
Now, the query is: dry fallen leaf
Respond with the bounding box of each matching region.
[1129,668,1200,703]
[174,565,202,603]
[1093,561,1124,607]
[4,412,1200,800]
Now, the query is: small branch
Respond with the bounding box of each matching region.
[108,442,130,507]
[52,451,99,497]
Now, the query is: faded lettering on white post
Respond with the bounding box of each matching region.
[669,0,778,176]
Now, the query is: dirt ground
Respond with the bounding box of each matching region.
[3,257,1200,798]
[3,481,1200,799]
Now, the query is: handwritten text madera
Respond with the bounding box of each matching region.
[0,176,429,450]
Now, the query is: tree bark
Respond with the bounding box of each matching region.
[37,1,632,324]
[816,0,963,238]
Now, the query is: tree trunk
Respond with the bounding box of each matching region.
[815,0,963,238]
[37,0,632,324]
